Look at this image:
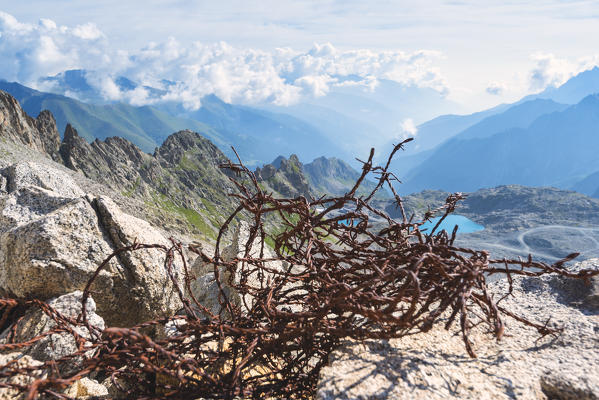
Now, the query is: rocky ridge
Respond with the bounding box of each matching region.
[0,90,61,161]
[255,154,311,198]
[0,89,242,242]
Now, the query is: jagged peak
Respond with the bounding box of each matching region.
[0,90,61,160]
[63,123,80,142]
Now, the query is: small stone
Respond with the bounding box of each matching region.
[64,377,109,399]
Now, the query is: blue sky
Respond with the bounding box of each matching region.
[1,0,599,110]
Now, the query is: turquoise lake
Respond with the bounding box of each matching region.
[420,215,484,234]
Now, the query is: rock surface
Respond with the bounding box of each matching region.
[317,259,599,400]
[0,352,45,400]
[1,291,104,364]
[94,195,184,324]
[0,161,184,326]
[64,377,109,399]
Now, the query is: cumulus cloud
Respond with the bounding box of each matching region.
[397,118,418,140]
[486,81,506,95]
[0,11,450,109]
[72,23,104,40]
[0,11,108,83]
[528,52,599,91]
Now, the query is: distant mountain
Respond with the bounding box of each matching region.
[388,67,599,177]
[531,66,599,104]
[0,81,226,153]
[39,69,167,104]
[390,99,566,180]
[255,155,312,199]
[401,94,599,194]
[450,99,567,141]
[403,103,510,154]
[303,156,388,199]
[255,155,389,200]
[1,81,343,167]
[168,94,346,166]
[571,171,599,198]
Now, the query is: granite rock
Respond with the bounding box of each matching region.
[317,259,599,400]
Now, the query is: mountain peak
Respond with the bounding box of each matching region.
[539,66,599,104]
[0,90,61,160]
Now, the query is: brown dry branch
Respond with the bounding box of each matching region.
[0,141,598,399]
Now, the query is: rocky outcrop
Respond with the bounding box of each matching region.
[0,90,61,161]
[317,259,599,400]
[59,125,237,239]
[0,161,183,326]
[64,377,109,399]
[255,154,311,198]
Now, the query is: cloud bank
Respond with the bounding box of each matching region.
[0,11,449,109]
[528,52,599,91]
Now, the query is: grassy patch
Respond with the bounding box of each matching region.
[150,192,217,240]
[121,177,141,198]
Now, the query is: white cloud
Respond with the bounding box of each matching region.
[528,52,599,91]
[397,118,418,140]
[0,11,108,83]
[486,81,506,95]
[0,11,450,110]
[72,23,104,40]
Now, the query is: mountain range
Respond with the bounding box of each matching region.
[5,66,599,199]
[400,94,599,194]
[0,79,347,167]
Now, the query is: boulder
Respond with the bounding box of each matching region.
[94,195,184,324]
[1,291,104,365]
[317,259,599,400]
[0,161,184,327]
[0,191,119,301]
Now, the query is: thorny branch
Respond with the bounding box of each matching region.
[0,140,598,399]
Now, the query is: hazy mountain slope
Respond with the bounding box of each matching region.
[405,105,508,153]
[0,81,228,153]
[261,102,380,165]
[303,156,388,198]
[175,94,343,166]
[389,67,599,175]
[532,66,599,104]
[401,95,599,194]
[452,99,567,141]
[388,99,563,179]
[571,171,599,198]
